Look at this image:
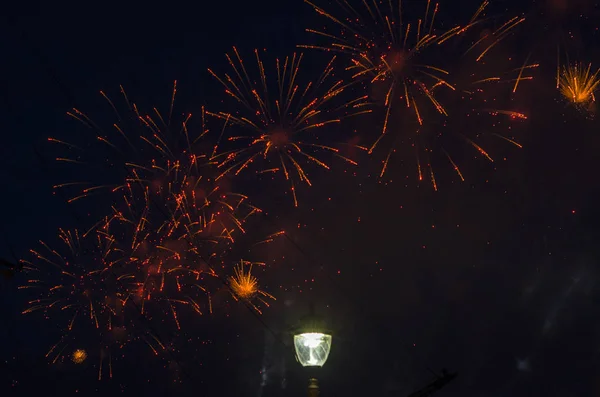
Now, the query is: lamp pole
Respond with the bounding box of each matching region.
[308,377,320,397]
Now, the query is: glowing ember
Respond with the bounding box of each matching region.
[72,349,87,364]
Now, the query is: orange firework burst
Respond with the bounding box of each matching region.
[302,0,529,184]
[228,261,275,314]
[19,227,139,377]
[101,196,218,330]
[53,81,259,227]
[559,62,600,107]
[122,151,259,251]
[208,48,371,206]
[20,229,132,333]
[72,349,88,364]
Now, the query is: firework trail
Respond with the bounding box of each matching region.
[208,47,371,206]
[302,0,532,186]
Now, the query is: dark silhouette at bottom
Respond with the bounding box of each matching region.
[406,369,457,397]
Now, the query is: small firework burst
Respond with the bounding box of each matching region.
[71,349,88,364]
[208,47,371,206]
[559,62,600,108]
[228,261,275,314]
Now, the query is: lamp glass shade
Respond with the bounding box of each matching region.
[293,332,332,367]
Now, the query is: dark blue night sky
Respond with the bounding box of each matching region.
[2,0,600,396]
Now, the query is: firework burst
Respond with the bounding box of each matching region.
[100,196,219,330]
[53,81,259,226]
[71,348,88,364]
[208,47,371,206]
[302,0,530,185]
[558,62,600,110]
[19,228,138,378]
[228,260,275,315]
[20,228,132,335]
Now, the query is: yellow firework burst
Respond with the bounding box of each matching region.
[559,62,600,106]
[228,261,275,314]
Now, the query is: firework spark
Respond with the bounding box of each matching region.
[559,62,600,107]
[228,261,275,315]
[208,48,371,206]
[302,0,529,185]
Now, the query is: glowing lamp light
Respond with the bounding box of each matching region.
[294,332,332,367]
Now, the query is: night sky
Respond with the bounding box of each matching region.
[2,0,600,396]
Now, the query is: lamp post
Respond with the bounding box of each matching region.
[293,305,332,397]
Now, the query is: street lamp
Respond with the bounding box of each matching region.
[293,332,332,367]
[293,305,332,397]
